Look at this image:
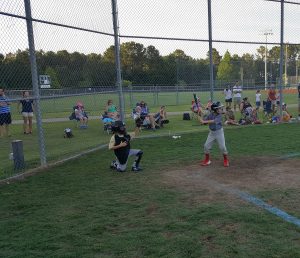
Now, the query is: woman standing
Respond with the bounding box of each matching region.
[18,91,34,134]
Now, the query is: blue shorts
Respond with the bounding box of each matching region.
[0,112,12,125]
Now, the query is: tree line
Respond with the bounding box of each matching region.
[0,41,299,90]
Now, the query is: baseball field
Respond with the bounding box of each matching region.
[0,120,300,257]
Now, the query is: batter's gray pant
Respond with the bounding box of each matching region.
[204,128,228,154]
[116,149,141,171]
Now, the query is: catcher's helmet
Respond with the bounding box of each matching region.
[111,120,126,133]
[211,101,224,111]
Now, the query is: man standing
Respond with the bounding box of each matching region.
[0,88,12,137]
[223,87,232,108]
[232,81,242,111]
[267,84,277,114]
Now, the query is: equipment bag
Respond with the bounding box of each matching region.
[183,113,191,120]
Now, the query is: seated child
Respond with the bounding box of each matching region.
[75,102,88,128]
[224,106,239,125]
[251,109,262,124]
[109,121,143,172]
[153,105,169,127]
[282,103,292,122]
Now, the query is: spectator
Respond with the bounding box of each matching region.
[154,105,169,127]
[282,103,291,122]
[135,102,157,130]
[75,102,88,128]
[105,99,119,120]
[224,106,239,125]
[251,109,262,124]
[18,91,34,134]
[0,88,12,137]
[191,100,199,114]
[240,97,253,124]
[240,97,252,113]
[232,81,242,111]
[255,89,262,111]
[223,87,233,108]
[267,84,277,114]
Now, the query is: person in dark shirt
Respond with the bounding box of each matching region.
[0,88,12,137]
[18,91,34,134]
[109,121,143,172]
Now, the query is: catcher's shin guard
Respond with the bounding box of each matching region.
[201,153,211,166]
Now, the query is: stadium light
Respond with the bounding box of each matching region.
[261,30,273,90]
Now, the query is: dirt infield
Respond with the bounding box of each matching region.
[162,156,300,214]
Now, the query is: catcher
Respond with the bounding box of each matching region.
[198,101,229,167]
[109,120,143,172]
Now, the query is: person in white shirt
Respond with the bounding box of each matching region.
[223,87,232,108]
[232,81,242,111]
[255,89,262,111]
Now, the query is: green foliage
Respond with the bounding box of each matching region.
[44,66,61,88]
[217,51,235,81]
[1,43,300,90]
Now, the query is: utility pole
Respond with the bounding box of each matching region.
[262,30,273,90]
[285,43,288,86]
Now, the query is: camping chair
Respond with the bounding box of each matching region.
[101,112,115,134]
[69,105,88,128]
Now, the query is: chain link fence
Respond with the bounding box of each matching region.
[1,0,300,179]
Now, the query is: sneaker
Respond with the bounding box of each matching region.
[223,159,229,167]
[110,160,117,170]
[117,168,126,173]
[131,166,142,172]
[201,160,211,166]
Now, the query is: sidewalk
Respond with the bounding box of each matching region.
[12,111,188,125]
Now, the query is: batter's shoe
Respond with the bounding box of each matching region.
[201,154,211,166]
[201,159,211,166]
[117,168,126,173]
[223,155,229,167]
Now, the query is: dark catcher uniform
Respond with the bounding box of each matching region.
[108,121,143,172]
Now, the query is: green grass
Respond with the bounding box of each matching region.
[0,123,300,257]
[1,105,300,179]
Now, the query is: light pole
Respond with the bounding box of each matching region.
[263,30,273,89]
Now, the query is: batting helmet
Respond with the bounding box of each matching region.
[211,101,224,111]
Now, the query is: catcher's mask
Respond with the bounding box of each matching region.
[111,120,126,134]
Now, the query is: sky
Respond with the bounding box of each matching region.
[1,0,300,59]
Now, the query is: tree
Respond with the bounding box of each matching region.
[206,48,222,65]
[217,51,235,81]
[44,67,61,88]
[256,46,266,60]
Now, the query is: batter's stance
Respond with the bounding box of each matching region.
[199,101,229,167]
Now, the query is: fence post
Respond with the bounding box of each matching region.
[111,0,125,122]
[24,0,47,166]
[176,84,179,105]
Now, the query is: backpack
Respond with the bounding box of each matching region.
[183,113,191,120]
